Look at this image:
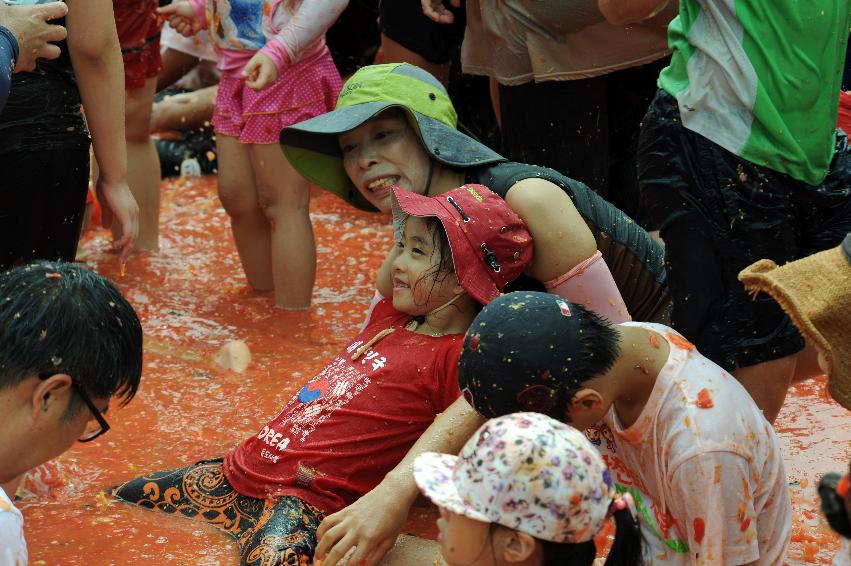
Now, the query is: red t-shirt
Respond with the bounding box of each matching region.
[223,299,464,513]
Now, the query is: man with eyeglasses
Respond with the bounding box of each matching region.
[0,261,143,565]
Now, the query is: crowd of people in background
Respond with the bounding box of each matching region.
[0,1,850,565]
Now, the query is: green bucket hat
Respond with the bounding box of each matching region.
[280,63,506,211]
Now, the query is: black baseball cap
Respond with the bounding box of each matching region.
[458,291,613,419]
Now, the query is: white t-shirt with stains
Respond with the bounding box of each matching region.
[597,322,791,565]
[834,540,851,566]
[0,486,27,566]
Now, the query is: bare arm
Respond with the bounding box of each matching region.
[375,243,399,299]
[67,0,138,260]
[157,47,203,91]
[504,177,598,282]
[150,85,217,133]
[315,397,485,566]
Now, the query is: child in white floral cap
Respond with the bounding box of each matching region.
[413,412,643,566]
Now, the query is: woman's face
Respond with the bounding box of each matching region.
[339,111,433,212]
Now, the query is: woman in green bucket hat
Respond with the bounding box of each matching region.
[282,62,669,325]
[279,62,669,566]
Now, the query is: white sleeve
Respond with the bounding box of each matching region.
[0,491,27,566]
[667,452,760,566]
[272,0,349,61]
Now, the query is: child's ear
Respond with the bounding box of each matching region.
[568,388,604,417]
[502,530,538,563]
[452,282,466,296]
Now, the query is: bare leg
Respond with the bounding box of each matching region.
[732,353,797,424]
[250,143,316,309]
[217,135,272,291]
[123,76,161,250]
[791,340,822,384]
[379,534,442,566]
[375,33,449,86]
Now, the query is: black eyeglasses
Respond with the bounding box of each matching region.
[38,372,110,442]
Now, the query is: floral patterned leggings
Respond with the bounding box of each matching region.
[112,459,323,566]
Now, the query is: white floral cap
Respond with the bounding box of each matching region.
[413,412,615,543]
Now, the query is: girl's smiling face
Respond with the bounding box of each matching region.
[391,217,460,317]
[339,111,433,212]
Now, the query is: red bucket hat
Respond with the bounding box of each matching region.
[391,185,533,305]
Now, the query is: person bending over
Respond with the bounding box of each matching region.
[0,261,143,565]
[456,291,791,565]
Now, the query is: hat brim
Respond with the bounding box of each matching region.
[739,246,851,410]
[413,452,490,524]
[280,103,505,212]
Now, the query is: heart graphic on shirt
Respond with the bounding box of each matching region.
[297,378,329,403]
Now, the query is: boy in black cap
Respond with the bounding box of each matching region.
[459,291,792,566]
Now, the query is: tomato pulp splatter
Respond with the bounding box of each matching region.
[18,177,849,565]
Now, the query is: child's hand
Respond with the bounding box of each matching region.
[421,0,461,24]
[243,52,278,91]
[157,1,201,37]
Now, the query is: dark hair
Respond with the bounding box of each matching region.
[488,503,643,566]
[604,506,645,566]
[538,506,643,566]
[555,303,621,421]
[409,217,457,307]
[0,261,143,409]
[819,470,851,539]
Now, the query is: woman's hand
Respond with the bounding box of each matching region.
[157,1,201,37]
[243,51,278,91]
[0,1,68,72]
[96,178,139,264]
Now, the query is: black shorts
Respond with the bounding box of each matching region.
[498,58,667,223]
[113,459,324,566]
[0,145,90,271]
[379,0,465,65]
[638,90,851,371]
[326,0,380,77]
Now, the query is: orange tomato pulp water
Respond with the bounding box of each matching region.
[20,177,850,565]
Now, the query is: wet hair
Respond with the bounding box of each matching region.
[555,303,621,419]
[819,466,851,539]
[408,217,457,307]
[0,261,143,413]
[488,505,644,566]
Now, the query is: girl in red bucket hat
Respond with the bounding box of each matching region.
[113,185,533,566]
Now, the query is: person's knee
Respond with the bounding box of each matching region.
[219,180,258,218]
[125,113,153,144]
[255,182,310,219]
[125,81,157,143]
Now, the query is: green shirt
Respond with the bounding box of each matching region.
[659,1,851,185]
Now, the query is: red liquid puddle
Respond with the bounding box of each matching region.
[20,177,850,565]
